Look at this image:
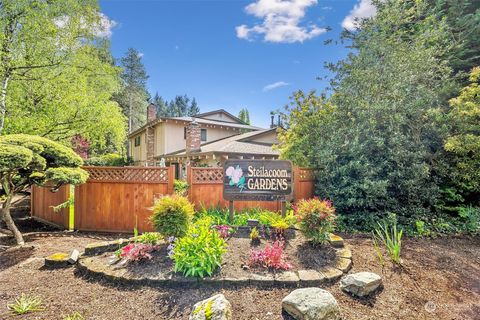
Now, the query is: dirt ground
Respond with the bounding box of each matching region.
[0,224,479,320]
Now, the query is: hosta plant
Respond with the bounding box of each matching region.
[248,240,292,270]
[173,218,227,277]
[295,198,337,245]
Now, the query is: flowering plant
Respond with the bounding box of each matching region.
[119,243,159,262]
[225,165,245,191]
[248,240,292,270]
[214,225,231,238]
[295,198,337,245]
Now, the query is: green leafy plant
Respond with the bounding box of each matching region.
[172,217,227,277]
[150,195,194,238]
[250,227,260,241]
[372,221,403,266]
[259,211,295,236]
[295,198,337,245]
[173,179,189,196]
[7,294,45,315]
[64,311,85,320]
[414,220,432,237]
[458,206,480,233]
[136,232,163,245]
[84,153,129,167]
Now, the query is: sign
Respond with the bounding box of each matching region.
[223,160,293,201]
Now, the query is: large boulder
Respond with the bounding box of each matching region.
[189,294,232,320]
[282,288,340,320]
[340,272,382,297]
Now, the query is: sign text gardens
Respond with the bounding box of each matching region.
[223,160,293,201]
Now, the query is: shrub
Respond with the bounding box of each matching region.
[295,198,337,244]
[150,195,194,238]
[259,211,296,230]
[136,232,163,245]
[8,294,45,315]
[119,243,159,262]
[173,218,227,277]
[248,240,292,270]
[174,179,189,196]
[250,227,260,241]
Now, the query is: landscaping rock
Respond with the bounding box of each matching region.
[68,249,80,264]
[340,272,382,297]
[45,252,70,268]
[319,267,343,281]
[282,288,340,320]
[84,239,129,256]
[275,271,299,286]
[333,258,352,273]
[328,234,344,248]
[189,294,232,320]
[298,269,324,286]
[336,247,352,259]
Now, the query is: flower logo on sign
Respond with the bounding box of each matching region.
[226,165,245,191]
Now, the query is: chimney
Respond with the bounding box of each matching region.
[147,103,157,123]
[186,121,201,154]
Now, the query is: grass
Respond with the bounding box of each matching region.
[7,293,45,315]
[372,221,403,266]
[64,311,85,320]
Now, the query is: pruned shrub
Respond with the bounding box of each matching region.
[295,198,337,245]
[173,218,227,277]
[150,195,194,238]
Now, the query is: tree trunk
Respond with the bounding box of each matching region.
[1,196,25,245]
[0,74,10,134]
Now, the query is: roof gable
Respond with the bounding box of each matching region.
[195,109,245,124]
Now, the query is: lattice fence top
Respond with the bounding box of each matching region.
[191,167,224,184]
[84,166,170,184]
[296,168,315,181]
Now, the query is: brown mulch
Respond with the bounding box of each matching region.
[0,227,479,319]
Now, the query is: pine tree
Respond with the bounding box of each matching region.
[188,98,200,116]
[238,108,251,124]
[153,92,168,117]
[114,48,149,132]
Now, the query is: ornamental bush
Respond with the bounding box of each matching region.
[172,218,227,277]
[295,198,337,245]
[84,153,129,166]
[248,240,292,270]
[150,195,194,238]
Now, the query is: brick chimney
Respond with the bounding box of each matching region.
[147,103,157,123]
[146,104,156,166]
[186,121,201,154]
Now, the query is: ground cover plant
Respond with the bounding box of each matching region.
[150,195,194,238]
[119,243,159,262]
[7,293,45,315]
[248,240,292,271]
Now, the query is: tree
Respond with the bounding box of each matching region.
[152,92,168,117]
[114,48,149,132]
[188,98,200,116]
[238,108,251,124]
[0,0,106,134]
[0,134,88,245]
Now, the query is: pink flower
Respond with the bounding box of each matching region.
[226,166,235,177]
[231,167,243,184]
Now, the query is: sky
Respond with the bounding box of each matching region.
[98,0,376,128]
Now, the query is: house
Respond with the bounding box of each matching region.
[128,103,281,176]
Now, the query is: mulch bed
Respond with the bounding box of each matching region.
[0,219,479,319]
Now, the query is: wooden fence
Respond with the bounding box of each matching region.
[31,165,315,233]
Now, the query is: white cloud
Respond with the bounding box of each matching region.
[263,81,290,91]
[54,12,117,38]
[236,0,328,43]
[321,6,332,10]
[341,0,376,31]
[137,52,144,58]
[94,12,117,38]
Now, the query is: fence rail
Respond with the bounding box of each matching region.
[31,165,316,233]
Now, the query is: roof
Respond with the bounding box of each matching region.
[164,128,280,157]
[128,110,262,138]
[195,109,246,124]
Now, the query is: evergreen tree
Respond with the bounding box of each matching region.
[238,108,251,124]
[188,98,200,116]
[153,92,168,117]
[114,48,149,132]
[174,95,189,116]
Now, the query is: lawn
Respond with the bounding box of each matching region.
[1,225,478,320]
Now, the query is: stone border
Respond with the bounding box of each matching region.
[77,235,352,288]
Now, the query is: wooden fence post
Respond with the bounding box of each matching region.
[167,165,175,194]
[186,165,192,200]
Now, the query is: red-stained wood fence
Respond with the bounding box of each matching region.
[31,165,316,233]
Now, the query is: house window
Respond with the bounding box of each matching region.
[134,136,141,147]
[201,129,207,141]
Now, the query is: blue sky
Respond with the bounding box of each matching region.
[99,0,375,128]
